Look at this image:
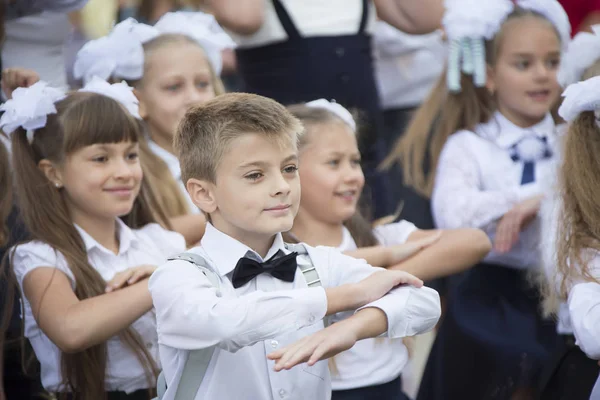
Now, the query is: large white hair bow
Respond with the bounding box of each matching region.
[558,76,600,123]
[517,0,571,50]
[74,18,159,85]
[79,77,141,119]
[153,11,236,75]
[558,25,600,86]
[443,0,514,92]
[306,99,356,132]
[0,81,67,142]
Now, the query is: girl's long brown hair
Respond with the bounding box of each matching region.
[0,138,11,246]
[556,112,600,299]
[380,7,561,198]
[6,92,170,400]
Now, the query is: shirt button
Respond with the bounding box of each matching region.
[270,340,278,348]
[335,47,345,57]
[279,389,287,398]
[340,74,350,84]
[145,342,153,349]
[308,315,316,323]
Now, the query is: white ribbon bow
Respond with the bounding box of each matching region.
[79,77,141,119]
[443,0,514,91]
[558,25,600,86]
[517,0,571,50]
[0,81,67,142]
[306,99,356,132]
[558,76,600,123]
[153,11,236,75]
[74,18,159,85]
[443,0,514,41]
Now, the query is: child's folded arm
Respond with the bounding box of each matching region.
[148,261,327,352]
[356,285,441,338]
[313,246,441,336]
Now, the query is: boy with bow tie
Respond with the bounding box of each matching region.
[148,93,441,400]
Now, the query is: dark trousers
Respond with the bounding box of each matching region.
[2,339,45,399]
[62,389,152,400]
[537,334,599,400]
[332,376,410,400]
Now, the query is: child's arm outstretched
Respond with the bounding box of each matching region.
[268,247,441,370]
[388,228,491,281]
[268,307,388,371]
[149,259,422,353]
[343,231,442,267]
[23,264,156,353]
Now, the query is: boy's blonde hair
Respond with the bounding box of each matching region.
[175,93,304,184]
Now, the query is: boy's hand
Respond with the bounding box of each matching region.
[267,308,388,371]
[105,265,157,292]
[494,195,543,254]
[387,231,442,265]
[268,319,359,371]
[357,270,423,306]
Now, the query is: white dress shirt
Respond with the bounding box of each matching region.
[3,12,73,91]
[147,140,199,214]
[568,253,600,360]
[432,112,558,269]
[331,221,420,391]
[149,223,440,400]
[12,220,186,393]
[229,0,376,48]
[373,21,446,109]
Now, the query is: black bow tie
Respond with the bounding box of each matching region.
[231,250,298,289]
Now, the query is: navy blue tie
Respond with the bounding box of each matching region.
[510,136,551,185]
[521,162,535,184]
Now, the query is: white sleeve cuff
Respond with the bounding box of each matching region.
[356,286,441,338]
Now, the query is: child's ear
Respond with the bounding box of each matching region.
[187,178,218,213]
[485,65,496,95]
[38,159,64,188]
[134,88,148,119]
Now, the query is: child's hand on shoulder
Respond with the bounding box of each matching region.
[494,195,543,254]
[357,270,423,305]
[105,265,158,293]
[386,231,442,265]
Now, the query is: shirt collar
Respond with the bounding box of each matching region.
[201,223,288,276]
[477,112,555,149]
[74,218,137,255]
[147,140,182,180]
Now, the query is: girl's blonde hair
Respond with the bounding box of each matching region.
[556,112,600,299]
[381,7,562,197]
[0,138,12,246]
[4,92,169,400]
[287,104,379,248]
[132,33,227,218]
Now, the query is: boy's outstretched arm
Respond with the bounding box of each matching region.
[268,307,388,371]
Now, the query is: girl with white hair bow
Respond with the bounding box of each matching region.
[0,79,187,400]
[381,0,573,399]
[74,12,236,246]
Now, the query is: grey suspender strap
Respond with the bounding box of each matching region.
[156,247,321,400]
[285,243,322,288]
[155,253,221,400]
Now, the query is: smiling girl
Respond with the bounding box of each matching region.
[381,1,571,399]
[0,81,185,400]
